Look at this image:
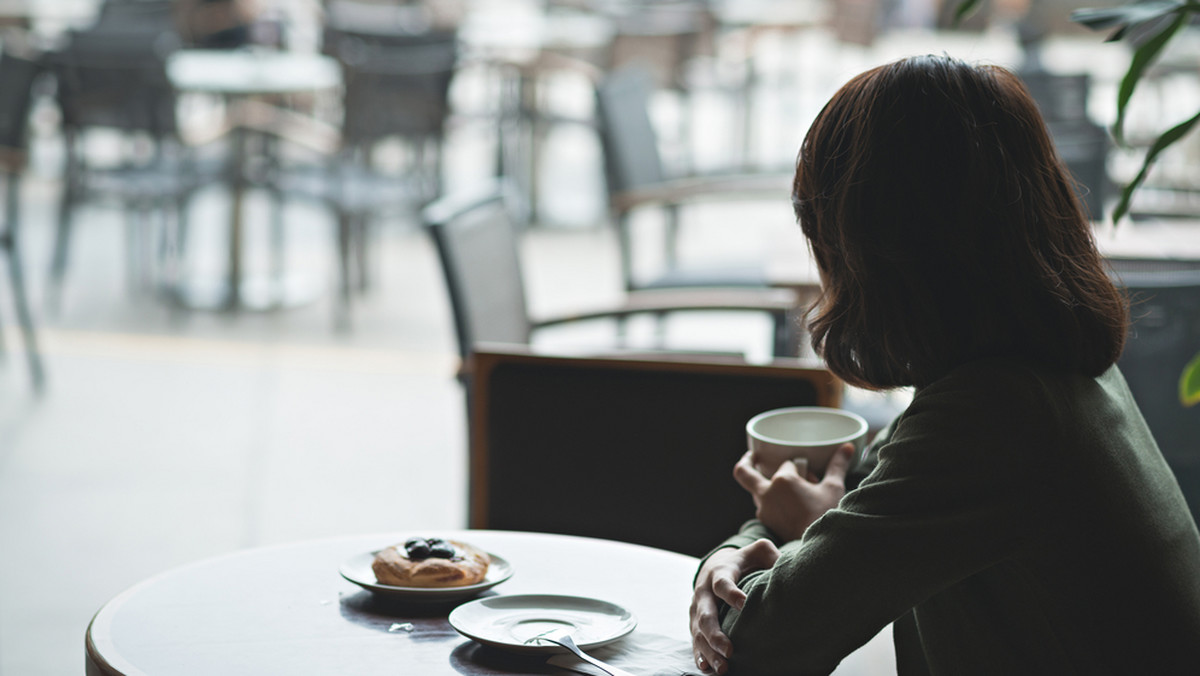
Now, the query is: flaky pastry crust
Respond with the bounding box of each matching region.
[371,540,490,588]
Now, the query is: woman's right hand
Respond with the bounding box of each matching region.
[690,539,781,674]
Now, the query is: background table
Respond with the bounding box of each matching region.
[85,530,894,675]
[166,49,342,311]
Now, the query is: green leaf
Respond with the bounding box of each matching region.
[953,0,984,25]
[1071,1,1183,32]
[1113,9,1190,144]
[1180,351,1200,406]
[1111,109,1200,224]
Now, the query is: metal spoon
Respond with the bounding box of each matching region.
[525,627,639,676]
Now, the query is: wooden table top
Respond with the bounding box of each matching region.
[86,530,895,675]
[85,530,699,676]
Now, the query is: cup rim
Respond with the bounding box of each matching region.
[746,406,869,447]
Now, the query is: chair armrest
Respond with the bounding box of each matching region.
[609,172,793,213]
[530,287,798,328]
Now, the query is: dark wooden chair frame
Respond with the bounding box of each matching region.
[466,344,842,557]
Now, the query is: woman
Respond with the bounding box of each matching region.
[690,55,1200,675]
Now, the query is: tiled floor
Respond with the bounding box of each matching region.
[0,14,1182,675]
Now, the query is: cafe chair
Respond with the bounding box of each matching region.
[595,63,792,294]
[47,24,208,308]
[94,0,177,33]
[1107,257,1200,525]
[422,181,800,376]
[0,49,46,392]
[1017,69,1110,222]
[275,26,458,327]
[466,344,842,557]
[494,0,724,226]
[321,26,457,206]
[323,0,464,34]
[592,0,718,170]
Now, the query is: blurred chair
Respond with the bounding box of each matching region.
[467,344,842,557]
[595,63,791,293]
[322,26,457,205]
[173,0,258,49]
[1018,70,1110,221]
[423,182,799,375]
[600,0,716,162]
[495,0,721,224]
[0,49,46,391]
[323,0,463,34]
[1107,257,1200,525]
[95,0,177,32]
[276,26,457,327]
[48,24,203,306]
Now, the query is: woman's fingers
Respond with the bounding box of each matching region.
[743,538,782,568]
[822,443,856,486]
[690,590,733,674]
[733,451,770,494]
[711,569,747,610]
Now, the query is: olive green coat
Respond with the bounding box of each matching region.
[710,359,1200,675]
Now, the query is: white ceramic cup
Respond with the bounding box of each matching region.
[746,406,869,477]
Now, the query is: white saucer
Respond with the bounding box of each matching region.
[448,594,637,654]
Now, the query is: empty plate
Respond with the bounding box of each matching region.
[448,594,637,654]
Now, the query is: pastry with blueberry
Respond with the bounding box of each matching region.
[371,537,490,587]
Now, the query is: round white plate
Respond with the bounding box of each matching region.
[448,594,637,654]
[339,550,514,602]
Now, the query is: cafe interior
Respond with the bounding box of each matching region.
[0,0,1198,674]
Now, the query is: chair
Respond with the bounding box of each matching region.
[94,0,177,32]
[494,0,722,226]
[48,24,203,306]
[276,26,458,326]
[323,26,457,205]
[0,49,46,391]
[422,181,800,372]
[323,0,462,34]
[467,344,842,557]
[1018,70,1110,221]
[594,63,792,293]
[1107,257,1200,524]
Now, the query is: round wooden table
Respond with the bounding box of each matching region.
[85,531,698,675]
[86,530,894,675]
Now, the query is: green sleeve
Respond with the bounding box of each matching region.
[694,411,900,585]
[719,364,1058,675]
[846,413,898,490]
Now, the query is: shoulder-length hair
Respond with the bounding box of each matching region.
[794,54,1127,390]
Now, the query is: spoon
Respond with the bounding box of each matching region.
[525,627,638,676]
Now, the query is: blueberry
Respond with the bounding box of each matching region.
[404,537,426,548]
[428,543,455,559]
[405,541,431,560]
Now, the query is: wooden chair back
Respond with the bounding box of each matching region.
[468,346,842,557]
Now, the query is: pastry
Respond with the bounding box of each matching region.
[371,537,490,588]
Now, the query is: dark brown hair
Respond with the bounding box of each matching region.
[794,55,1127,390]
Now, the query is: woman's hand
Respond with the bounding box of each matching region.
[690,539,780,675]
[734,443,856,542]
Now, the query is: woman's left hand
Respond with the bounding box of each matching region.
[733,443,855,542]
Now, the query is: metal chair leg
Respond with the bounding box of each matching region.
[334,210,353,331]
[4,175,45,392]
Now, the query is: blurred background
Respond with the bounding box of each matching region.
[1,0,1198,673]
